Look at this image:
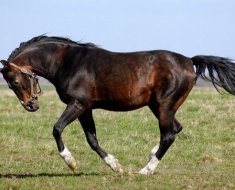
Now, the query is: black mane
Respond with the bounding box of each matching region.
[8,35,97,61]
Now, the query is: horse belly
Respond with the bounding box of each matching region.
[93,87,152,111]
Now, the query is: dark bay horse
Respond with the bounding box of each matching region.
[1,35,235,175]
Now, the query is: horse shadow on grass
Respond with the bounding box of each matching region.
[0,172,101,179]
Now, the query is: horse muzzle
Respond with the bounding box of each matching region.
[21,99,39,112]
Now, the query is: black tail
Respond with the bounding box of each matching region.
[192,55,235,95]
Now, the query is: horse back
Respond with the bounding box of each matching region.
[88,49,196,110]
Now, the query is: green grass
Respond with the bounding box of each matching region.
[0,86,234,190]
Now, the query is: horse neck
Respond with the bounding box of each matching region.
[17,50,60,83]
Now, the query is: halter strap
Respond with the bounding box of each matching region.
[9,62,36,78]
[9,62,43,98]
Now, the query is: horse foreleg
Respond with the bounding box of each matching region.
[79,110,123,174]
[53,101,85,172]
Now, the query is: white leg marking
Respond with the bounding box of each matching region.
[139,156,160,175]
[60,146,77,172]
[139,144,160,175]
[104,154,123,174]
[149,144,159,161]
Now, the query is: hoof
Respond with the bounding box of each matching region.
[67,158,77,172]
[138,168,154,175]
[60,147,77,172]
[127,171,139,177]
[116,167,124,175]
[63,155,77,172]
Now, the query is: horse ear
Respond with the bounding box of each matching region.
[0,60,8,73]
[0,60,11,68]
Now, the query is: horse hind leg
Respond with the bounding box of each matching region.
[173,117,183,134]
[139,110,176,175]
[79,110,124,174]
[139,89,192,174]
[146,117,182,161]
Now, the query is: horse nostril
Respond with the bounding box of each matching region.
[24,101,39,112]
[28,104,34,110]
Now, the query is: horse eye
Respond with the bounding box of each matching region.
[13,80,19,86]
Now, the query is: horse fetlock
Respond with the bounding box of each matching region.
[104,154,124,174]
[60,147,77,172]
[148,144,159,161]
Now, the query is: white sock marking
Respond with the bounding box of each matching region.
[104,154,123,174]
[60,146,77,171]
[60,146,71,157]
[149,144,159,160]
[139,144,160,175]
[139,156,160,175]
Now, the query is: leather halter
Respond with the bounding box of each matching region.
[9,62,43,99]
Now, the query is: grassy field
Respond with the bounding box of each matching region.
[0,85,234,190]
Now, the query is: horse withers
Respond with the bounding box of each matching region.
[1,35,235,175]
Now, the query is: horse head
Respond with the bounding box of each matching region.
[0,60,42,112]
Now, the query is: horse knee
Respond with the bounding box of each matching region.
[53,125,63,138]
